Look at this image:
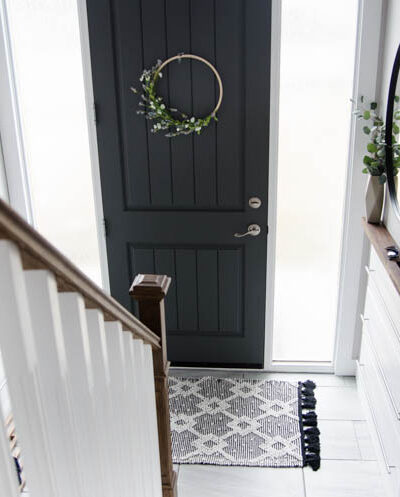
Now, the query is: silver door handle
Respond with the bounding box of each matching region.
[234,224,261,238]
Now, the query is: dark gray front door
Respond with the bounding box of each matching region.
[86,0,271,367]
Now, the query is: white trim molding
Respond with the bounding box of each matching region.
[0,0,32,222]
[334,0,384,375]
[264,0,281,369]
[76,0,110,293]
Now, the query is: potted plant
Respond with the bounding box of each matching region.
[354,97,400,223]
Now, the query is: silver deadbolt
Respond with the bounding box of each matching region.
[249,197,262,209]
[234,224,261,238]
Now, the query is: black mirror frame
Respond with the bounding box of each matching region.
[385,43,400,221]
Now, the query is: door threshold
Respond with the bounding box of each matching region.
[171,361,334,375]
[267,361,334,373]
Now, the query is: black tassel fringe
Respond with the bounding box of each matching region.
[299,380,321,471]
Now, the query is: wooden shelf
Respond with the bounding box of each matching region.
[363,217,400,295]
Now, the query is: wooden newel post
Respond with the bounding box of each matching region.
[129,274,178,497]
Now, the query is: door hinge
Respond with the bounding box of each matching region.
[93,102,98,125]
[102,218,109,238]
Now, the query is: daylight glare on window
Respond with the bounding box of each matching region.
[273,1,358,362]
[5,0,103,286]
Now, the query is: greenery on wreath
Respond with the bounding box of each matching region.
[354,95,400,183]
[131,59,218,138]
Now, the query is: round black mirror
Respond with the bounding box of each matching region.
[385,43,400,219]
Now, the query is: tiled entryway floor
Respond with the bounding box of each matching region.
[170,371,387,497]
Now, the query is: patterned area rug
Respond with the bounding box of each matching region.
[169,377,320,470]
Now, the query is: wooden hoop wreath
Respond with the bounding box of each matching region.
[132,53,223,137]
[154,54,223,116]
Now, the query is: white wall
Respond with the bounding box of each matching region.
[381,0,400,241]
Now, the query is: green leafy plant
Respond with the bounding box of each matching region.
[131,59,218,138]
[354,96,400,183]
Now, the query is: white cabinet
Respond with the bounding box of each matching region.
[358,245,400,497]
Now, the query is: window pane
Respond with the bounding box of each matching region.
[272,1,358,362]
[5,0,102,286]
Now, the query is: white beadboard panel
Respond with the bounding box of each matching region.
[178,464,305,497]
[304,460,385,497]
[24,270,84,497]
[0,241,59,497]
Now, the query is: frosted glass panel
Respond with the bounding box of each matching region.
[272,1,358,362]
[5,0,102,286]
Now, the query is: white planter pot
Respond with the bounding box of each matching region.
[365,175,384,224]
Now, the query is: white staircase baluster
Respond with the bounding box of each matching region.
[143,343,162,497]
[132,339,155,497]
[24,270,84,497]
[103,321,132,497]
[0,241,60,497]
[58,292,106,497]
[122,333,145,497]
[85,309,123,497]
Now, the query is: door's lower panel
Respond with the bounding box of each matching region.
[129,244,244,337]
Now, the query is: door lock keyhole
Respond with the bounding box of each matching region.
[249,197,262,209]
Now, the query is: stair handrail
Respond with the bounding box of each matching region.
[0,198,160,349]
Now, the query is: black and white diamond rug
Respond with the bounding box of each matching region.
[169,377,320,470]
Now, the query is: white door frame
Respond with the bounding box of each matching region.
[264,0,384,373]
[0,0,33,222]
[76,0,110,292]
[333,0,384,375]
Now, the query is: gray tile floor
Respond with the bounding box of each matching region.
[170,371,387,497]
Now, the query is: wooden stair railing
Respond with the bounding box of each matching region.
[0,198,159,348]
[0,198,176,497]
[130,274,178,497]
